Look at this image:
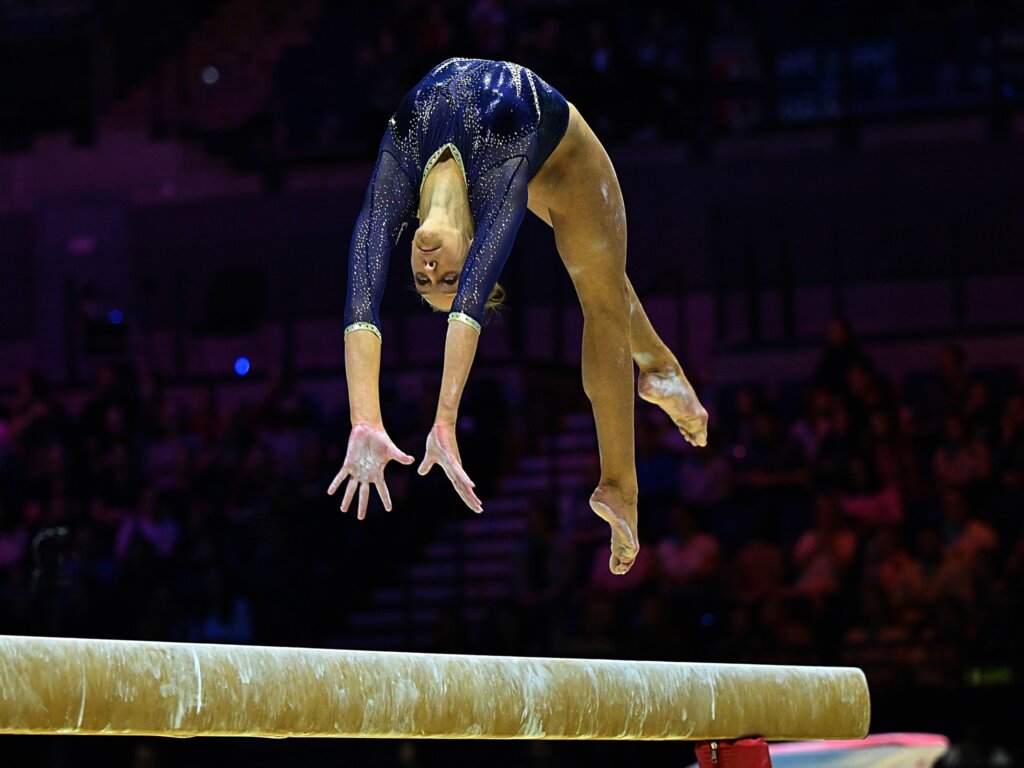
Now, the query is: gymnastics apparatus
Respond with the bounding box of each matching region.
[0,635,869,762]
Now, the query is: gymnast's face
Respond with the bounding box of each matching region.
[411,223,469,312]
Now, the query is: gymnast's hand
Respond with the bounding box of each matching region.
[417,422,483,513]
[328,423,415,519]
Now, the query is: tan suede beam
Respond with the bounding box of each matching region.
[0,635,870,740]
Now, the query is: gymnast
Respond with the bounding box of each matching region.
[327,58,708,574]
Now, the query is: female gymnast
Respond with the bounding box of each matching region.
[327,58,708,574]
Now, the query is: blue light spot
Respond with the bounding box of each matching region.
[108,308,124,325]
[234,357,251,376]
[700,613,716,627]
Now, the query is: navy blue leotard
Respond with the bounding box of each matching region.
[343,58,570,337]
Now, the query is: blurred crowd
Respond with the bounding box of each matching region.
[1,367,369,644]
[497,321,1024,694]
[0,357,515,646]
[277,0,1016,155]
[1,319,1022,702]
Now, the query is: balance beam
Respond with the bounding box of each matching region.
[0,635,870,740]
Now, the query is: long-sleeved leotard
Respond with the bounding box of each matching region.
[343,58,569,337]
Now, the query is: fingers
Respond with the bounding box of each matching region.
[375,478,393,512]
[333,428,414,518]
[441,462,483,513]
[393,448,415,465]
[327,467,349,496]
[457,483,484,514]
[417,455,435,476]
[357,482,370,521]
[342,478,395,517]
[340,478,358,512]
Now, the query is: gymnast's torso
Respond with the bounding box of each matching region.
[344,58,570,331]
[389,57,571,188]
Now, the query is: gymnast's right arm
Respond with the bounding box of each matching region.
[328,129,417,519]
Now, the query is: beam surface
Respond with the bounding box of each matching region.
[0,635,870,740]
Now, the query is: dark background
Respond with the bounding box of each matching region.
[1,1,1023,766]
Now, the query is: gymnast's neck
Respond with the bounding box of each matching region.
[418,153,474,242]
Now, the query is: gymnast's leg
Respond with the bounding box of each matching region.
[556,223,639,576]
[528,118,707,453]
[626,278,709,447]
[535,111,638,574]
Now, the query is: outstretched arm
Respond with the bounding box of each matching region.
[417,320,483,513]
[330,127,417,517]
[330,328,416,519]
[419,155,531,512]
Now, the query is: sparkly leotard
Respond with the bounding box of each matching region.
[343,58,570,338]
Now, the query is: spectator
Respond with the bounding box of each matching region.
[869,407,924,500]
[677,435,732,513]
[729,386,762,448]
[994,394,1024,494]
[814,318,873,397]
[934,343,971,419]
[114,490,180,562]
[733,404,808,491]
[789,387,835,461]
[791,494,857,599]
[811,401,858,490]
[513,499,572,650]
[8,371,74,498]
[656,504,720,592]
[635,416,677,513]
[894,526,973,613]
[861,527,916,603]
[933,415,991,491]
[845,363,894,427]
[839,454,904,527]
[940,487,997,575]
[144,400,194,496]
[187,569,253,645]
[726,515,786,604]
[964,379,998,443]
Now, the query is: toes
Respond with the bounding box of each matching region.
[608,550,636,575]
[608,530,639,575]
[592,493,639,574]
[680,427,708,448]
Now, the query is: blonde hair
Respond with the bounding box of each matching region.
[419,282,506,319]
[485,282,506,313]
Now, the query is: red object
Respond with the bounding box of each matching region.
[695,738,772,768]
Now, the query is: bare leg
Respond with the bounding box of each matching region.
[626,278,709,447]
[540,122,639,575]
[529,147,708,450]
[572,276,639,575]
[528,103,707,572]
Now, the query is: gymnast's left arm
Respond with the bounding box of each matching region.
[417,156,531,513]
[330,129,418,519]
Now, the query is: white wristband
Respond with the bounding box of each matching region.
[344,322,382,341]
[447,312,481,333]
